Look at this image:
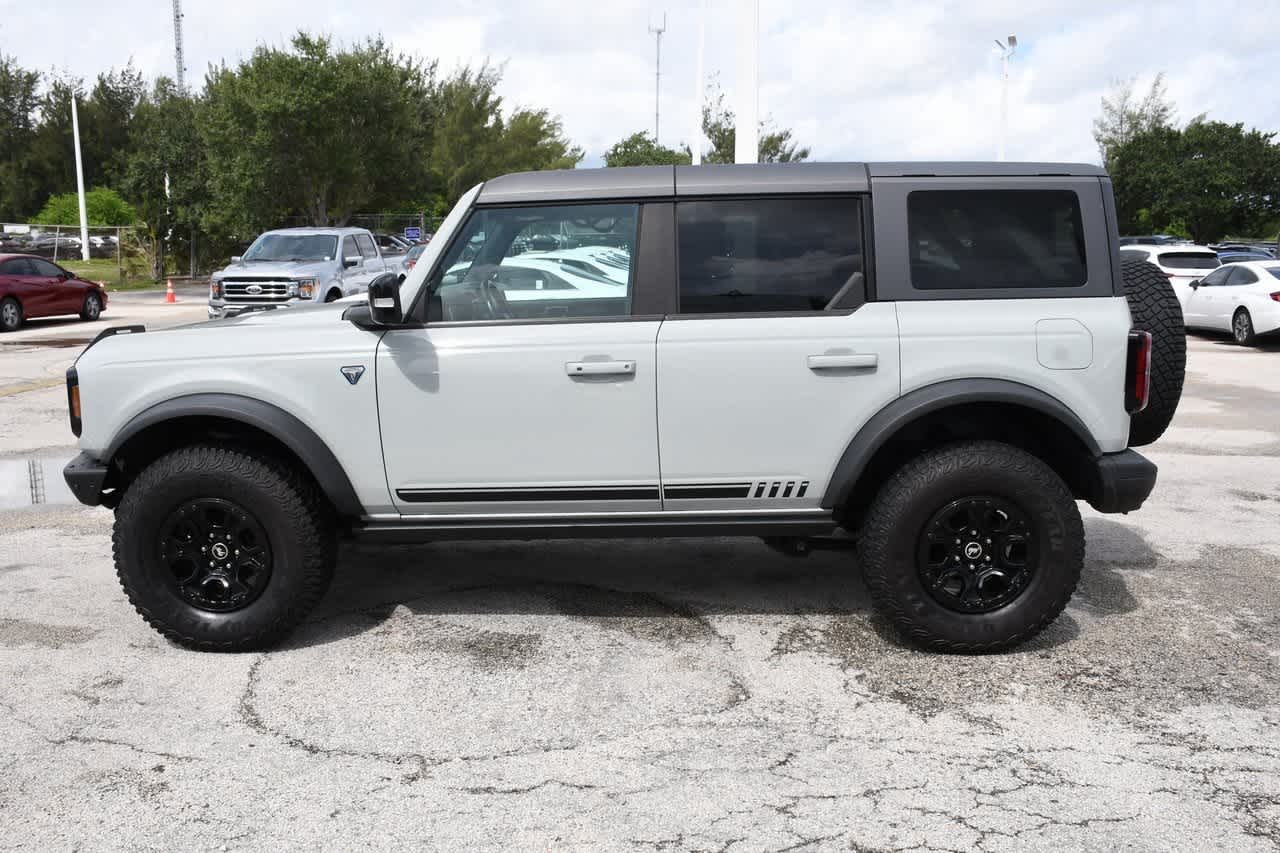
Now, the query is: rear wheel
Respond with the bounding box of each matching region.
[0,297,21,332]
[1121,258,1185,446]
[858,441,1083,653]
[324,289,341,302]
[80,292,102,321]
[1233,308,1256,346]
[113,445,336,651]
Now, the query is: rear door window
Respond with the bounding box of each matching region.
[676,197,864,313]
[907,190,1087,290]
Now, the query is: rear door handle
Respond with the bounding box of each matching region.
[807,353,878,370]
[566,360,636,376]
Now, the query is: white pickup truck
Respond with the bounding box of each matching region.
[208,226,390,318]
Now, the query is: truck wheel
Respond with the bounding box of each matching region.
[1121,258,1185,446]
[112,445,336,652]
[858,440,1083,653]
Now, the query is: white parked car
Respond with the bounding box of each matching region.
[1184,261,1280,346]
[1120,245,1220,310]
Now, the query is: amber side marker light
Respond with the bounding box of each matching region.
[66,367,82,437]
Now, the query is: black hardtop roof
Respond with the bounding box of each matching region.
[476,161,1107,204]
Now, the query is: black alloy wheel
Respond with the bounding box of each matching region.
[917,496,1036,614]
[160,498,272,612]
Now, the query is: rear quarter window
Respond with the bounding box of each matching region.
[907,190,1087,290]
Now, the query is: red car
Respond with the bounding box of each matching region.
[0,253,108,332]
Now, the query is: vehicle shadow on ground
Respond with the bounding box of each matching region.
[281,517,1154,654]
[1189,329,1280,351]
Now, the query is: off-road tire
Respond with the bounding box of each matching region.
[80,292,102,321]
[1233,308,1257,346]
[113,445,336,651]
[1121,258,1185,446]
[0,297,21,332]
[859,440,1084,653]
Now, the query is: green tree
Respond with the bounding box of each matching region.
[1092,73,1175,171]
[120,78,208,278]
[80,64,145,189]
[25,75,82,206]
[699,80,809,164]
[33,187,136,226]
[201,33,437,230]
[603,131,692,167]
[427,63,582,205]
[0,55,41,220]
[1111,120,1280,242]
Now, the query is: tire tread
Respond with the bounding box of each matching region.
[858,440,1084,654]
[112,445,335,652]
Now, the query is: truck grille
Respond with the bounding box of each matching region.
[221,280,294,303]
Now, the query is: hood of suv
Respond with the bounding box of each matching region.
[213,258,335,279]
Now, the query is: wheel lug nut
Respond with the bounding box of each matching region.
[985,555,991,562]
[969,563,975,570]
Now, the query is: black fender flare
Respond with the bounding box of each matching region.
[820,378,1103,509]
[106,393,365,517]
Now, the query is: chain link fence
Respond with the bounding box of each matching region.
[3,214,448,288]
[1,223,154,286]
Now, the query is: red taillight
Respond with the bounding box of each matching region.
[1125,331,1152,414]
[1270,291,1280,302]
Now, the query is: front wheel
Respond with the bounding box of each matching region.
[858,441,1083,653]
[80,292,102,321]
[112,445,336,651]
[1233,309,1257,346]
[0,297,21,332]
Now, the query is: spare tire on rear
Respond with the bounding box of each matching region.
[1121,258,1185,447]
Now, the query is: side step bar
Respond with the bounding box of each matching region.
[354,512,838,543]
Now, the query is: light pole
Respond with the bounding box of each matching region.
[994,35,1016,161]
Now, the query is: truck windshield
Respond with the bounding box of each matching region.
[243,234,338,262]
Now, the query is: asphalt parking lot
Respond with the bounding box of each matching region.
[1,301,1277,851]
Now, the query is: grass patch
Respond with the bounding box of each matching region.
[58,257,158,290]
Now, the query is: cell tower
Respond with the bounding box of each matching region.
[172,0,186,92]
[648,13,666,141]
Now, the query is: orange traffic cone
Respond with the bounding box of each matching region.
[165,279,176,304]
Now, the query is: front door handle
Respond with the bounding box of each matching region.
[807,353,877,370]
[566,360,636,376]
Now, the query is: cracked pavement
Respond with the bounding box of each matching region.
[1,333,1278,851]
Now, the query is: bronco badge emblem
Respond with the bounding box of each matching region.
[340,366,366,386]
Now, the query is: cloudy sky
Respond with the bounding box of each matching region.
[2,0,1277,167]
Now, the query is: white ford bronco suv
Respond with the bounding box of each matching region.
[62,163,1185,653]
[207,226,390,319]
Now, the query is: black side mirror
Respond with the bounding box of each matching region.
[367,273,403,325]
[1189,280,1200,289]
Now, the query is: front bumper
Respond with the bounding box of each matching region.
[63,452,110,507]
[1087,449,1158,514]
[208,299,300,319]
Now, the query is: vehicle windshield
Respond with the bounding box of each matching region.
[242,233,337,262]
[407,244,427,260]
[1158,252,1220,270]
